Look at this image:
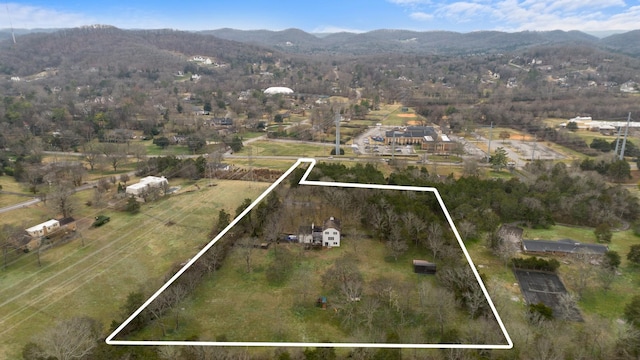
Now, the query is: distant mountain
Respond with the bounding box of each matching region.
[0,27,277,76]
[203,28,640,57]
[601,30,640,57]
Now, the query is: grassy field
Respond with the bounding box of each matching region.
[0,179,268,358]
[239,140,332,158]
[128,229,504,345]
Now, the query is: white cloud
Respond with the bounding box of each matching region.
[410,11,435,21]
[437,2,494,21]
[0,3,94,29]
[491,0,638,32]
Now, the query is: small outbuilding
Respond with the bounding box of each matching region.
[25,219,60,238]
[413,259,437,275]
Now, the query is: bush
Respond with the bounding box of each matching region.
[628,245,640,265]
[125,196,141,214]
[330,148,344,156]
[529,302,554,321]
[511,256,560,272]
[594,223,612,243]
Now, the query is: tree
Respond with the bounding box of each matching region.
[594,223,612,243]
[489,147,508,171]
[628,244,640,265]
[608,159,631,183]
[603,250,621,270]
[210,209,231,238]
[153,136,170,149]
[125,196,141,214]
[462,158,481,177]
[322,254,363,302]
[625,295,640,329]
[499,130,510,143]
[566,121,579,131]
[83,142,102,171]
[101,143,127,171]
[229,135,243,153]
[47,182,76,218]
[32,316,102,360]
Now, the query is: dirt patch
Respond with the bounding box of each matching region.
[397,113,417,118]
[406,120,422,126]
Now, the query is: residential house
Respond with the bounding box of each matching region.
[126,176,169,197]
[298,216,341,247]
[298,223,323,245]
[322,217,341,247]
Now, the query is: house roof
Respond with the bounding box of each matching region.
[522,239,608,255]
[26,219,59,233]
[323,216,341,231]
[385,126,437,139]
[413,259,436,267]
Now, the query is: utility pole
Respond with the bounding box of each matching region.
[487,122,493,161]
[248,146,254,182]
[531,135,537,161]
[614,123,623,156]
[335,112,341,156]
[620,112,632,160]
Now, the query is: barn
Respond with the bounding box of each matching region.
[413,259,437,275]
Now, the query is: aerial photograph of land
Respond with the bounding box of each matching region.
[1,0,640,359]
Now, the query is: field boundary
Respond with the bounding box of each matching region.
[107,158,513,349]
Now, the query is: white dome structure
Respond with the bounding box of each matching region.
[264,87,294,95]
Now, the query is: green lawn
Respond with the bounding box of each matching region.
[129,236,468,344]
[239,140,332,157]
[0,180,268,358]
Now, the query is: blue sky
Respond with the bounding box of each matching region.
[1,0,639,35]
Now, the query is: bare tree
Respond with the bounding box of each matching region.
[386,225,408,261]
[240,237,257,273]
[427,222,445,259]
[47,181,76,218]
[100,142,127,171]
[402,211,426,247]
[322,255,363,302]
[33,316,101,360]
[82,142,102,171]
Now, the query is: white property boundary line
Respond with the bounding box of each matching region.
[106,158,513,349]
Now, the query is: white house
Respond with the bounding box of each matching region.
[126,176,169,196]
[298,216,341,247]
[26,219,60,238]
[322,217,341,247]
